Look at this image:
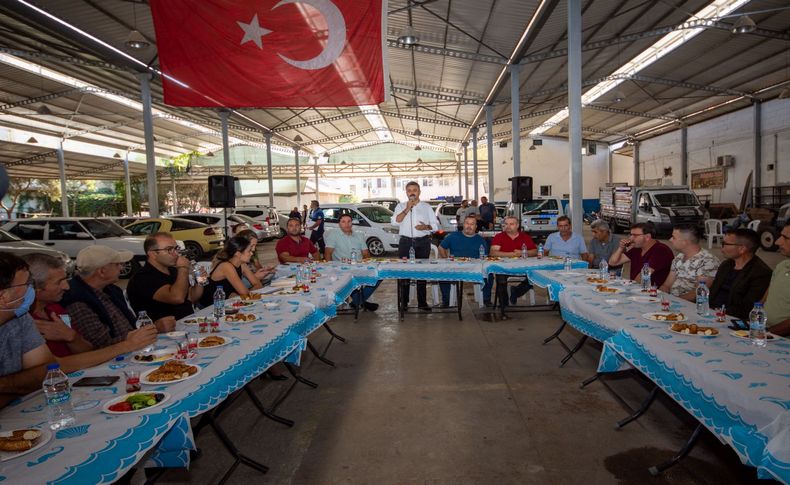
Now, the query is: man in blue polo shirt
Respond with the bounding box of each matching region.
[544,216,589,261]
[438,215,492,307]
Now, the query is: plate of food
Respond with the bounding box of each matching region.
[594,285,621,294]
[586,276,609,284]
[224,312,258,323]
[164,331,187,340]
[132,348,177,364]
[729,330,777,341]
[629,295,661,303]
[0,428,52,461]
[261,302,280,310]
[240,293,262,301]
[198,335,232,348]
[643,312,687,322]
[669,322,719,336]
[182,316,209,326]
[140,361,201,385]
[102,392,170,414]
[230,300,256,308]
[274,288,299,295]
[485,256,502,262]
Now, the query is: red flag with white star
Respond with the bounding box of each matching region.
[149,0,387,107]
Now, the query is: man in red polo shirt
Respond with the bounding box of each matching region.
[490,216,538,315]
[608,222,674,287]
[275,217,321,264]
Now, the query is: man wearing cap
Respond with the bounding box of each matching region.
[61,246,174,349]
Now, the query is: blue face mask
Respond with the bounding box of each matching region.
[5,285,36,317]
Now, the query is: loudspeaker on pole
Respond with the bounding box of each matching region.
[208,175,237,208]
[509,176,533,203]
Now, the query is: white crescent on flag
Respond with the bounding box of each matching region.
[272,0,347,70]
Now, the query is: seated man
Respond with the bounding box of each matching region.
[608,222,674,287]
[587,219,620,271]
[27,252,157,367]
[275,218,320,264]
[61,246,174,349]
[438,215,492,307]
[324,214,379,311]
[764,221,790,336]
[0,252,54,408]
[659,225,719,302]
[128,232,204,321]
[709,229,772,321]
[544,216,589,261]
[490,216,537,312]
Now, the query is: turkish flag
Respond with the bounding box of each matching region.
[149,0,387,108]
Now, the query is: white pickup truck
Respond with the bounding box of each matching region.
[506,196,567,241]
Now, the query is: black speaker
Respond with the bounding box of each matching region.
[208,175,237,208]
[510,176,533,203]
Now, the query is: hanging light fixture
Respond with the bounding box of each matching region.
[113,152,122,158]
[397,25,419,46]
[407,97,419,109]
[125,30,150,50]
[293,134,303,143]
[36,105,53,115]
[412,128,422,137]
[26,136,38,144]
[205,151,215,157]
[731,15,756,34]
[414,145,422,151]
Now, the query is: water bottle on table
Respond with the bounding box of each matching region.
[640,263,651,291]
[749,302,767,347]
[521,243,528,260]
[213,285,226,321]
[599,259,609,280]
[537,243,544,259]
[408,246,416,263]
[479,244,486,260]
[695,280,709,316]
[350,247,358,265]
[563,257,572,272]
[136,311,155,352]
[43,364,76,430]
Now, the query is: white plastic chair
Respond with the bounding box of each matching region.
[705,219,724,249]
[747,219,760,232]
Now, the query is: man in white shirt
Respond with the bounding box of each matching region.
[391,181,440,312]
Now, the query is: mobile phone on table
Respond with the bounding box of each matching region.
[728,319,749,331]
[73,376,119,387]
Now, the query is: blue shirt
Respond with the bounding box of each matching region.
[324,229,367,261]
[439,232,488,258]
[544,232,587,259]
[310,208,325,235]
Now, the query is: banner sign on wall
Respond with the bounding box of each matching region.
[691,167,727,189]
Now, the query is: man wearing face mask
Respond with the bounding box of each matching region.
[0,252,55,408]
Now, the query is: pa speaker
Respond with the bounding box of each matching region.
[510,176,533,203]
[208,175,237,208]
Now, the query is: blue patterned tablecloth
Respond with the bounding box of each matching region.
[528,268,597,301]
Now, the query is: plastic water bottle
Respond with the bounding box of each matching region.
[521,243,528,259]
[350,247,358,264]
[408,246,416,263]
[295,265,303,287]
[136,310,153,328]
[600,259,609,280]
[749,302,767,347]
[43,363,76,430]
[479,244,486,260]
[213,285,226,321]
[308,252,314,265]
[695,280,710,316]
[537,243,544,259]
[640,263,651,291]
[564,257,572,272]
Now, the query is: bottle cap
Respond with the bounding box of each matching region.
[115,356,125,362]
[46,363,60,370]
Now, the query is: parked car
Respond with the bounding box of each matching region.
[360,197,399,212]
[112,217,143,228]
[506,196,567,241]
[0,217,147,278]
[0,228,75,275]
[173,213,251,238]
[233,205,281,240]
[304,203,399,256]
[435,202,462,233]
[232,213,279,241]
[599,185,704,236]
[124,217,223,260]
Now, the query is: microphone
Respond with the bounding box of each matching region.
[408,194,416,201]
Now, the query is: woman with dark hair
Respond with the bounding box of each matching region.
[235,229,276,286]
[199,236,262,307]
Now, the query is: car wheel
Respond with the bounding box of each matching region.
[120,259,141,279]
[759,227,779,252]
[184,241,203,261]
[367,237,386,256]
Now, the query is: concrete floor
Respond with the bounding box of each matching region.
[146,230,778,485]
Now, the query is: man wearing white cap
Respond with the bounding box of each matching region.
[61,246,174,349]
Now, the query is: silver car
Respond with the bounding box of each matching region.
[0,228,75,275]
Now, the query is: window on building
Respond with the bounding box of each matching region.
[540,185,551,196]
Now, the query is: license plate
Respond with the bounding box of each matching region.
[532,219,548,224]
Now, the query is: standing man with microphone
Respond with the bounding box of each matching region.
[391,181,440,312]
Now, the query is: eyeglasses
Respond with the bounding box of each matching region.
[152,246,179,253]
[2,276,33,291]
[629,233,645,238]
[721,242,743,246]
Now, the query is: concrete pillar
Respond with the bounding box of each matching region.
[568,0,583,234]
[471,127,479,200]
[171,175,178,214]
[510,63,521,177]
[57,143,69,217]
[456,155,462,197]
[607,147,613,184]
[390,176,396,198]
[485,105,495,199]
[313,157,319,199]
[754,100,762,196]
[264,132,274,207]
[680,125,688,186]
[633,142,640,186]
[137,72,158,217]
[294,146,301,208]
[123,152,133,215]
[462,142,469,199]
[219,109,231,176]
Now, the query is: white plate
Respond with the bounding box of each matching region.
[102,392,171,414]
[132,348,177,364]
[197,335,233,349]
[270,279,295,288]
[628,296,661,303]
[584,277,610,284]
[0,428,52,462]
[222,314,260,324]
[593,285,621,294]
[668,325,719,337]
[643,312,687,322]
[729,330,778,341]
[140,364,202,385]
[164,331,187,339]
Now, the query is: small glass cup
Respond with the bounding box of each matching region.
[660,295,671,312]
[188,335,199,352]
[176,340,190,360]
[210,319,220,333]
[124,370,140,393]
[648,285,658,297]
[715,306,726,323]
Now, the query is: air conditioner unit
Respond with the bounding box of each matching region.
[716,155,735,167]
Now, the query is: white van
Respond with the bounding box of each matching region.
[305,203,399,256]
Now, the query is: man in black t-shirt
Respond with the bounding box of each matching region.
[128,232,204,321]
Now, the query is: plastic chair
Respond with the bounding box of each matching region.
[429,244,457,306]
[705,219,724,249]
[747,219,760,232]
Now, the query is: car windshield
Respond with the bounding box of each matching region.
[80,219,129,238]
[357,205,393,224]
[521,199,556,212]
[0,229,21,242]
[653,193,699,207]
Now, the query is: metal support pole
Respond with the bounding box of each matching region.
[680,125,688,186]
[754,100,762,194]
[171,175,178,214]
[462,142,469,199]
[137,72,159,217]
[633,142,641,186]
[485,105,495,199]
[471,127,479,200]
[568,0,583,234]
[294,146,301,209]
[313,157,319,200]
[219,110,231,176]
[510,63,521,177]
[123,152,133,215]
[390,176,396,198]
[264,132,274,207]
[607,147,613,184]
[456,156,462,196]
[57,143,69,217]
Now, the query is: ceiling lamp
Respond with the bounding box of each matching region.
[322,151,330,158]
[36,105,53,115]
[412,128,422,136]
[416,157,423,163]
[397,26,419,46]
[205,151,215,157]
[407,97,419,109]
[731,15,756,34]
[125,29,150,49]
[293,134,303,143]
[26,136,38,144]
[528,145,536,151]
[113,152,122,158]
[414,145,422,151]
